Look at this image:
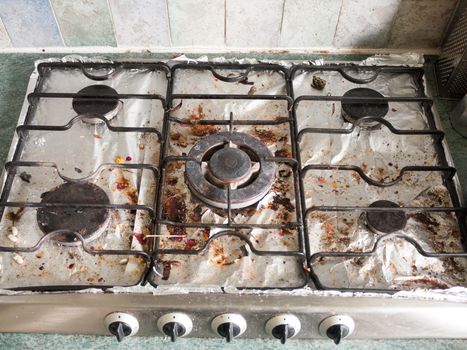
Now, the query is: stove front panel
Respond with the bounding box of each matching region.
[0,293,467,339]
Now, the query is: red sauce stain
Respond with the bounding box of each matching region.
[134,232,147,245]
[184,238,197,250]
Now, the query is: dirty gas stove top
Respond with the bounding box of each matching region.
[0,58,467,342]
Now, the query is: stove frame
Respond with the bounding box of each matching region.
[0,60,465,294]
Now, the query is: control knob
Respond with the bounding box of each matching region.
[104,312,139,342]
[157,312,193,342]
[211,313,247,342]
[265,314,301,344]
[319,315,355,345]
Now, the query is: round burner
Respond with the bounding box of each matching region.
[37,182,111,246]
[72,85,119,123]
[342,88,389,128]
[185,132,276,209]
[366,200,407,234]
[209,147,252,183]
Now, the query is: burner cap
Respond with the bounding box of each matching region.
[209,147,252,183]
[185,132,276,209]
[72,85,119,120]
[342,88,389,128]
[37,182,111,246]
[366,200,407,234]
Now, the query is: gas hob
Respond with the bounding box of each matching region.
[0,57,467,343]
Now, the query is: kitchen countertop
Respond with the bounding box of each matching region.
[0,52,465,350]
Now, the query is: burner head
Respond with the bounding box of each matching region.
[37,182,111,246]
[72,85,119,123]
[209,147,252,183]
[366,200,407,234]
[185,132,276,209]
[341,88,389,129]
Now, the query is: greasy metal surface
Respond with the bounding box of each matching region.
[0,293,467,339]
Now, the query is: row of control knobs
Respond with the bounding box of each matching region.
[104,312,355,344]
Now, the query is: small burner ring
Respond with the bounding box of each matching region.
[366,200,407,234]
[72,85,119,124]
[185,132,276,209]
[37,182,111,246]
[342,88,389,129]
[209,147,251,183]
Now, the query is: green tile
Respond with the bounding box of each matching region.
[0,334,466,350]
[50,0,116,46]
[280,0,342,47]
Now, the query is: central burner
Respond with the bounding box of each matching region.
[185,132,276,209]
[208,147,252,184]
[342,88,389,129]
[366,200,407,234]
[37,182,111,246]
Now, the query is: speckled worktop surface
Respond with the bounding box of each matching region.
[0,53,465,350]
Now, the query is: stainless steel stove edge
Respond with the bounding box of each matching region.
[0,292,466,339]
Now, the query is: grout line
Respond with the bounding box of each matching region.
[0,46,441,55]
[332,0,344,47]
[0,16,13,47]
[48,0,66,47]
[278,0,286,46]
[224,0,227,46]
[166,0,173,47]
[105,0,118,46]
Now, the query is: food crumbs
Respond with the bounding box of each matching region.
[114,156,124,164]
[119,258,128,265]
[126,156,132,161]
[10,226,18,236]
[312,76,326,90]
[318,176,326,184]
[184,238,197,250]
[19,172,31,183]
[13,254,24,265]
[7,234,18,243]
[93,134,102,139]
[139,143,145,150]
